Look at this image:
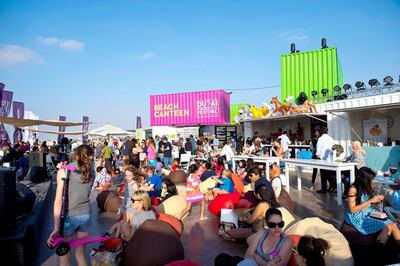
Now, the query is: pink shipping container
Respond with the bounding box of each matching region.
[150,90,230,126]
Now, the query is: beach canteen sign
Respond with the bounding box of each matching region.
[150,90,230,126]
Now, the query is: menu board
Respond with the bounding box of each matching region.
[215,126,237,145]
[226,126,237,140]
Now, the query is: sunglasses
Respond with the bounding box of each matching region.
[267,221,285,228]
[131,198,142,203]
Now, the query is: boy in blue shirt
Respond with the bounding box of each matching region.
[212,169,234,199]
[142,166,162,197]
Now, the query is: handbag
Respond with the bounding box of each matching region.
[218,221,236,241]
[90,237,124,266]
[272,176,294,211]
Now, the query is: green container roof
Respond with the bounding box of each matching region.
[281,47,343,103]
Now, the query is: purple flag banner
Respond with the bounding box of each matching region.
[58,116,66,143]
[0,90,14,147]
[0,83,5,91]
[82,116,89,144]
[136,116,142,129]
[12,101,24,144]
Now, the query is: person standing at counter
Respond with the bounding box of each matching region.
[310,129,321,191]
[221,140,235,170]
[236,136,244,155]
[316,127,335,193]
[278,131,291,159]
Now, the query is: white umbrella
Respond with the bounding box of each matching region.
[87,123,133,137]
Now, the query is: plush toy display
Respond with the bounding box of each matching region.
[234,95,317,123]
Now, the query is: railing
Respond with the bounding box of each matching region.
[311,83,400,103]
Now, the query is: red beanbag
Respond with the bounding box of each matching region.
[165,260,200,266]
[230,173,244,195]
[287,234,302,266]
[158,213,184,237]
[208,192,241,216]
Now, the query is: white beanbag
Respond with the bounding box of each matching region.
[285,217,353,266]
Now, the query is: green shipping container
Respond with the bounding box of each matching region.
[230,103,248,124]
[281,47,344,103]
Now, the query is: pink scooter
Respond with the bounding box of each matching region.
[47,164,111,256]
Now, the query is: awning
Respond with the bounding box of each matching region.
[0,116,90,127]
[23,128,88,135]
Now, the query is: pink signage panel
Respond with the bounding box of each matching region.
[150,90,230,126]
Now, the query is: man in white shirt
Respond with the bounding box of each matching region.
[278,131,291,158]
[316,126,335,193]
[221,140,235,169]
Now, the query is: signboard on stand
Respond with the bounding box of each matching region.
[363,118,387,144]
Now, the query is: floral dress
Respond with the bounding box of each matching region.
[345,194,391,235]
[186,173,205,203]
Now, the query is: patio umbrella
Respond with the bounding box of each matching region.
[87,123,133,137]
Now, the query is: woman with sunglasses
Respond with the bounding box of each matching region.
[109,190,156,241]
[241,208,292,266]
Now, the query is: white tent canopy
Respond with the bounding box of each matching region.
[87,123,133,137]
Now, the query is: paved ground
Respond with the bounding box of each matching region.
[34,169,346,266]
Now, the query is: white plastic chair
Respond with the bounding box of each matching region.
[46,154,57,176]
[180,153,191,171]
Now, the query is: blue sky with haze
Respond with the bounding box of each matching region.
[0,0,399,137]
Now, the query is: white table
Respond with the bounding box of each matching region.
[375,176,397,186]
[282,159,358,205]
[231,155,281,182]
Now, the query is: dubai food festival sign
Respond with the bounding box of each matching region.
[150,90,230,126]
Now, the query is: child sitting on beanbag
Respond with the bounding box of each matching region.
[211,169,234,199]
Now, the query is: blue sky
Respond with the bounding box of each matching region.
[1,0,399,138]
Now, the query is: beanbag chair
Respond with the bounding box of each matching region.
[122,219,184,266]
[283,234,302,266]
[199,178,218,194]
[165,260,200,266]
[154,195,187,219]
[286,218,353,266]
[158,213,184,237]
[230,173,244,194]
[339,222,398,265]
[96,190,122,213]
[208,192,241,216]
[235,191,258,209]
[169,170,187,184]
[175,184,187,198]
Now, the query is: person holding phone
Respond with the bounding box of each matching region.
[345,167,400,246]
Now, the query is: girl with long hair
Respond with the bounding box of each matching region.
[146,137,157,166]
[185,163,206,220]
[47,145,95,266]
[345,167,400,246]
[129,139,142,168]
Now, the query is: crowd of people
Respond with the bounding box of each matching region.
[8,130,394,265]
